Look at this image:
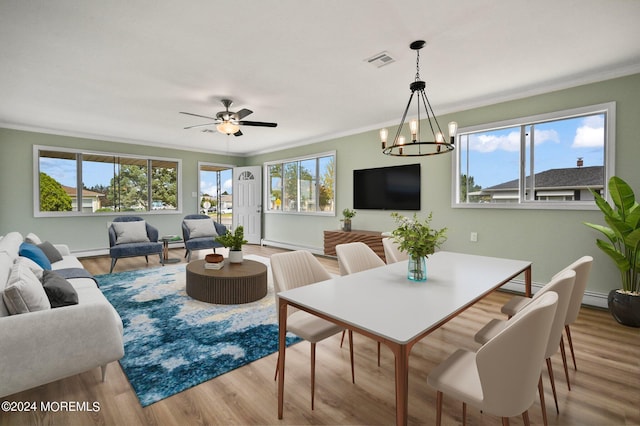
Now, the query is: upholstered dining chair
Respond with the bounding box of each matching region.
[108,216,163,273]
[335,242,386,365]
[475,269,576,421]
[181,214,227,262]
[428,292,559,426]
[382,237,408,264]
[501,256,593,375]
[270,250,355,410]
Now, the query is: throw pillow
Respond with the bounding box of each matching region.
[37,241,64,263]
[184,219,218,238]
[18,242,52,270]
[112,221,150,245]
[3,261,51,314]
[41,270,79,308]
[24,232,43,245]
[15,256,44,280]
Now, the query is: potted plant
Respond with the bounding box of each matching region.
[584,176,640,327]
[391,212,447,282]
[215,226,248,263]
[341,208,356,232]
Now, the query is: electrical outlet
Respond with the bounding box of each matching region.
[470,232,478,242]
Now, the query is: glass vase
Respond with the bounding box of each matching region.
[408,255,427,282]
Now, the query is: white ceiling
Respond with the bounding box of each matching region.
[1,0,639,156]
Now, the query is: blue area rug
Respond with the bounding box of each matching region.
[96,256,299,407]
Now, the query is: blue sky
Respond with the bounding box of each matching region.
[460,114,605,188]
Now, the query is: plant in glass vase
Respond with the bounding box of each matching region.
[391,212,447,281]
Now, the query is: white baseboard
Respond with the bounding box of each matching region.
[501,279,608,309]
[260,239,324,255]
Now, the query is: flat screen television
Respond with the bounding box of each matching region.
[353,163,421,210]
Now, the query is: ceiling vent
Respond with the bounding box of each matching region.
[365,51,395,68]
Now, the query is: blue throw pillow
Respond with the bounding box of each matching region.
[19,242,52,270]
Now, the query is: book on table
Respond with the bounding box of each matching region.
[204,260,224,270]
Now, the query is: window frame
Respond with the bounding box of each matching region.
[33,145,182,217]
[452,102,615,210]
[264,150,336,216]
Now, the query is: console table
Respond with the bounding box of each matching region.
[323,229,385,262]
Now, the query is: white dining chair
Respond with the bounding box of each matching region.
[335,242,386,365]
[271,250,355,410]
[475,269,576,420]
[382,237,408,264]
[502,256,593,376]
[428,292,559,426]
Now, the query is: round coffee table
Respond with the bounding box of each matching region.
[186,259,268,304]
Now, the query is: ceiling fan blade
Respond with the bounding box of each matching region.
[233,129,243,137]
[179,111,218,120]
[238,120,278,127]
[236,108,253,120]
[184,122,217,130]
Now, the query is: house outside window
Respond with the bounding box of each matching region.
[265,151,335,215]
[34,146,181,216]
[454,102,615,210]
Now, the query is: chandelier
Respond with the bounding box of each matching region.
[380,40,457,156]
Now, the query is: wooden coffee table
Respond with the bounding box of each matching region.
[186,259,268,304]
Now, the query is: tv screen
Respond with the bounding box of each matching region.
[353,164,421,210]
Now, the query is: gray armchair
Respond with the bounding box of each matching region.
[182,214,227,262]
[108,216,163,273]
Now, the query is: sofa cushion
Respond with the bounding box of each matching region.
[184,219,218,238]
[15,256,44,280]
[3,261,51,314]
[0,232,23,259]
[18,243,52,270]
[112,221,150,244]
[37,241,63,263]
[24,232,43,245]
[41,270,79,308]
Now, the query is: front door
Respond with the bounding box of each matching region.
[233,166,262,244]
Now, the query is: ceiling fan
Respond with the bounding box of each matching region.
[180,99,277,136]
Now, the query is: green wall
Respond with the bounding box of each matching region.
[0,129,242,251]
[1,73,639,304]
[247,73,640,301]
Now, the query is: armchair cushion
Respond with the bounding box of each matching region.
[3,261,51,314]
[111,221,150,245]
[18,243,52,270]
[184,219,218,238]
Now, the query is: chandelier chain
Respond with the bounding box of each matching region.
[415,50,421,82]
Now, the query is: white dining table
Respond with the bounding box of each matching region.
[276,251,532,425]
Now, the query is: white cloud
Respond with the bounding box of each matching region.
[532,129,560,146]
[572,115,605,148]
[222,178,233,193]
[469,131,520,152]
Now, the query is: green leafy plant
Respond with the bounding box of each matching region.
[391,212,447,259]
[215,226,248,251]
[584,176,640,294]
[342,208,356,220]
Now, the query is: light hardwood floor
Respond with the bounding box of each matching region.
[2,245,639,425]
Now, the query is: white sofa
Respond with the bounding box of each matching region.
[0,232,124,398]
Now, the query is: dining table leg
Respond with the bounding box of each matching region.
[389,341,409,426]
[525,266,532,297]
[277,299,288,419]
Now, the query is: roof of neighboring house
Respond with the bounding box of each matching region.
[483,166,604,192]
[61,185,104,197]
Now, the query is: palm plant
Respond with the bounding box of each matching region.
[584,176,640,294]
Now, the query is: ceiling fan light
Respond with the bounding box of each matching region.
[217,122,241,135]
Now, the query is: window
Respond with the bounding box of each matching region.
[454,102,615,209]
[35,146,181,216]
[265,151,335,214]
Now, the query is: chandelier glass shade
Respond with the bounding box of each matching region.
[381,40,457,157]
